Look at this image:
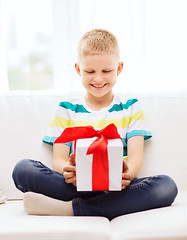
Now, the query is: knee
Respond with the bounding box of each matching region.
[12,159,32,178]
[153,175,178,207]
[12,159,36,189]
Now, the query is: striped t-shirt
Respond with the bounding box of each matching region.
[42,95,152,157]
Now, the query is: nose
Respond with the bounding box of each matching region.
[93,74,103,83]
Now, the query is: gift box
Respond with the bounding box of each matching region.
[54,124,123,191]
[76,137,123,191]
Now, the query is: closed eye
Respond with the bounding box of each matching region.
[103,70,112,73]
[85,71,95,74]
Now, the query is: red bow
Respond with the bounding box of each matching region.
[54,124,122,190]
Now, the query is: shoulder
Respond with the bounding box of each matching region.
[109,95,140,112]
[57,96,89,113]
[114,95,138,105]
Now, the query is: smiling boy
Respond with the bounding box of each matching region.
[12,29,177,219]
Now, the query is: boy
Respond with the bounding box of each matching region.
[12,29,177,220]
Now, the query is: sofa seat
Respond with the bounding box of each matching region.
[1,191,187,240]
[0,200,111,240]
[111,191,187,240]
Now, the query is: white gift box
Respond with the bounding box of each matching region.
[75,137,123,191]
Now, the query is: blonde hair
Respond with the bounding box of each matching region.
[77,29,120,62]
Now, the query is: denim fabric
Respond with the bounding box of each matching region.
[12,159,178,220]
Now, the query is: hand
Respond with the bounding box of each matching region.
[121,160,133,190]
[63,153,76,186]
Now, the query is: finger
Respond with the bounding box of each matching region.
[122,172,131,180]
[63,171,75,179]
[122,160,129,173]
[65,178,72,184]
[72,179,77,187]
[63,165,76,173]
[65,176,76,184]
[69,153,76,166]
[121,179,131,188]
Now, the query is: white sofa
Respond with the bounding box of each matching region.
[0,90,187,240]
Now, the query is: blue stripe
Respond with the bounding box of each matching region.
[122,138,127,157]
[122,138,127,147]
[108,99,138,112]
[126,130,152,140]
[59,102,90,113]
[42,136,72,147]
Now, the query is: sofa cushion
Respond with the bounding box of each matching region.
[0,200,111,240]
[111,191,187,240]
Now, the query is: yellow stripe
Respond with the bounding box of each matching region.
[130,111,145,122]
[49,111,144,129]
[49,117,71,128]
[70,118,127,128]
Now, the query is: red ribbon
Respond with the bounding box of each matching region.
[54,123,122,191]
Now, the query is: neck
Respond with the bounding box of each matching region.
[85,92,114,111]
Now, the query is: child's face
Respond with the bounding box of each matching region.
[75,53,123,100]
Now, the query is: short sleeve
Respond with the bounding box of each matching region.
[126,99,152,141]
[42,102,72,148]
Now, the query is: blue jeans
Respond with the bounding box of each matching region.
[12,159,178,220]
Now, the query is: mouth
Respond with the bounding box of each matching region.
[91,83,107,89]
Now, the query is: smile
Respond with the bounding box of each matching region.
[91,83,107,89]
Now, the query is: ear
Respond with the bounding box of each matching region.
[117,62,123,76]
[75,63,81,77]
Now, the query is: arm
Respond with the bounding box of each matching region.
[121,135,144,189]
[53,143,76,186]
